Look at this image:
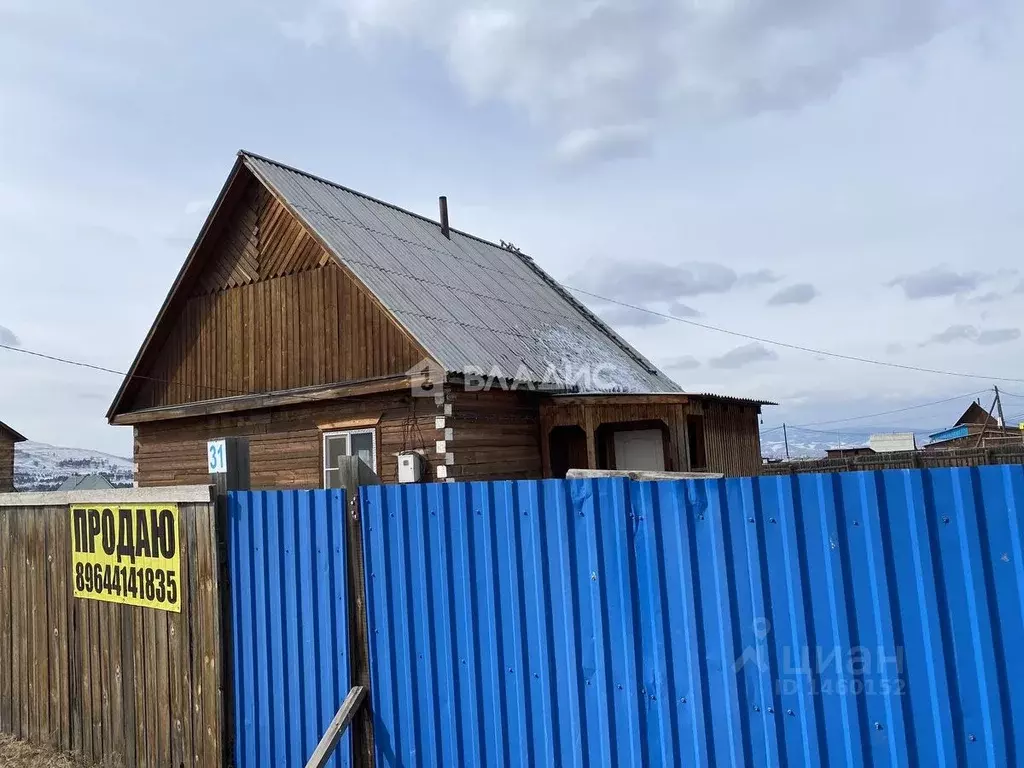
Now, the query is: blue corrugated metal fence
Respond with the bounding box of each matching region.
[227,490,352,768]
[360,467,1024,767]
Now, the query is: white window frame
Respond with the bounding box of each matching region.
[323,428,378,487]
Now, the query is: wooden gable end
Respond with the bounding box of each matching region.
[119,170,429,414]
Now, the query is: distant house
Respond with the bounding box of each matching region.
[57,474,115,492]
[825,446,874,459]
[108,151,771,487]
[0,420,27,492]
[927,401,1022,449]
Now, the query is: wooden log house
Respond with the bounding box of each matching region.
[0,420,26,492]
[107,152,771,487]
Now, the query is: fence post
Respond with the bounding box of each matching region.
[337,456,381,768]
[207,436,250,768]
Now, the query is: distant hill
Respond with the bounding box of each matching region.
[761,428,938,461]
[14,441,134,492]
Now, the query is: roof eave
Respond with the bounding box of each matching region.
[0,421,27,443]
[106,155,249,422]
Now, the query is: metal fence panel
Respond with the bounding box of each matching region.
[361,466,1024,767]
[228,490,351,768]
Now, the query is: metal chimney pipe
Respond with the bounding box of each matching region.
[439,196,450,239]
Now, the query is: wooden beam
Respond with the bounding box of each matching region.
[567,469,724,481]
[111,376,414,425]
[584,408,597,469]
[305,686,368,768]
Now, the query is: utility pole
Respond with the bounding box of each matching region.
[995,386,1007,428]
[783,423,790,460]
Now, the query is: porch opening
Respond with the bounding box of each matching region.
[596,420,670,472]
[548,425,588,479]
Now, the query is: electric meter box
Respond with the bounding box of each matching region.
[397,451,423,484]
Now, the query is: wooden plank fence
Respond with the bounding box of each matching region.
[0,486,224,768]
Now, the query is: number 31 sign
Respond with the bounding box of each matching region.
[207,439,227,474]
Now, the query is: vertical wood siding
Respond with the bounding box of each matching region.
[124,179,426,412]
[0,501,223,768]
[700,401,763,476]
[0,440,13,492]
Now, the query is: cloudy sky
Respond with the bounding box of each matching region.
[1,0,1023,456]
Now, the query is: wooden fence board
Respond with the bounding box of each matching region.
[0,496,223,768]
[0,508,11,735]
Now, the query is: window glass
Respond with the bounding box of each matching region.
[325,434,349,470]
[323,429,377,488]
[350,432,374,468]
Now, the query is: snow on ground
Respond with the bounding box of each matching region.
[13,441,133,492]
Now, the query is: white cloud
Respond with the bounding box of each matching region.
[709,342,779,369]
[555,124,652,165]
[282,0,983,156]
[0,324,20,347]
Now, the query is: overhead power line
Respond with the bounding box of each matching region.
[0,342,246,398]
[565,287,1024,384]
[771,390,989,431]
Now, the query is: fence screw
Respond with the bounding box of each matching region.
[534,673,540,679]
[767,708,774,714]
[874,722,883,731]
[617,684,623,690]
[579,511,585,517]
[680,697,687,704]
[853,520,860,527]
[753,705,760,712]
[942,516,950,524]
[969,734,977,742]
[748,517,755,523]
[769,518,777,524]
[698,515,705,521]
[508,667,514,674]
[650,694,656,701]
[787,709,794,716]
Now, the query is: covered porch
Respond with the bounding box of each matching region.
[539,393,768,478]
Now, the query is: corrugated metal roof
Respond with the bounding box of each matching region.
[56,474,115,492]
[241,152,680,394]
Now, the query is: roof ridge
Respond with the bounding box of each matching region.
[240,149,525,255]
[239,149,671,383]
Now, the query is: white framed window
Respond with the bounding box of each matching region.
[323,428,377,488]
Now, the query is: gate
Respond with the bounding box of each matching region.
[360,467,1024,766]
[227,490,352,768]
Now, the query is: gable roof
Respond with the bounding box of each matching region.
[57,474,115,492]
[0,420,26,443]
[955,401,996,427]
[109,151,683,419]
[241,152,680,394]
